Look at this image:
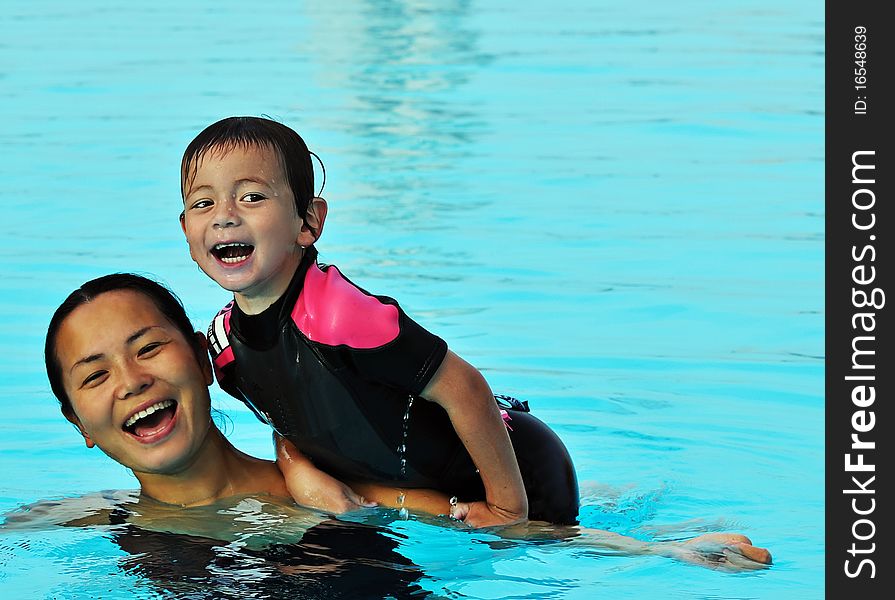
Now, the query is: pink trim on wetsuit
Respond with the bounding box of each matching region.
[214,349,235,371]
[211,303,235,370]
[291,263,401,349]
[501,409,513,431]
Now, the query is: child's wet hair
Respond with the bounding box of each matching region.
[45,273,202,420]
[181,116,317,220]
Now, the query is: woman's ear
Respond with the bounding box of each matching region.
[193,332,214,386]
[64,412,95,449]
[81,431,95,448]
[298,197,328,247]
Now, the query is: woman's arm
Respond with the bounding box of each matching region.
[348,482,453,515]
[340,481,772,571]
[275,434,377,513]
[420,350,528,527]
[506,523,772,571]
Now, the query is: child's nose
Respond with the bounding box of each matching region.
[213,199,241,228]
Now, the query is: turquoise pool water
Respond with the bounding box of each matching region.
[0,1,823,598]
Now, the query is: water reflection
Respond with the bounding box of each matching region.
[112,519,428,599]
[2,493,429,600]
[306,0,491,231]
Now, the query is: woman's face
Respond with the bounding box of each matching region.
[55,290,215,476]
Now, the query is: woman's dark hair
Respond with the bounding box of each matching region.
[181,116,320,221]
[45,273,201,419]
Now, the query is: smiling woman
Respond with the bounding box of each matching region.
[44,274,291,505]
[58,293,208,455]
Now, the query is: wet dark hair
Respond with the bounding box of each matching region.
[45,273,202,419]
[181,116,322,222]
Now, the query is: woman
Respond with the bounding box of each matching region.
[42,273,771,570]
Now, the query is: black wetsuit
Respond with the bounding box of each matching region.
[207,249,578,524]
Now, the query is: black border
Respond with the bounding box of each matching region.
[826,3,892,597]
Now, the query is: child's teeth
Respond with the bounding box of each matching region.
[214,243,252,264]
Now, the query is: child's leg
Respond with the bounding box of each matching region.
[504,410,580,525]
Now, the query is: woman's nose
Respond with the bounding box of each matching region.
[115,363,154,400]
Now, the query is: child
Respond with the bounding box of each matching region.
[179,116,579,526]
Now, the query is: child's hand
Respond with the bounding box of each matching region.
[275,434,377,514]
[450,500,527,528]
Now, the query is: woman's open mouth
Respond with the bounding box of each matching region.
[212,242,254,265]
[123,399,178,441]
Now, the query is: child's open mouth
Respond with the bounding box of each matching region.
[123,400,177,439]
[212,242,254,265]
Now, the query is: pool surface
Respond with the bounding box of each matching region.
[0,1,822,598]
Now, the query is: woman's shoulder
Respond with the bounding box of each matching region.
[0,489,140,530]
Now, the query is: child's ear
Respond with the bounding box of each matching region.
[298,197,328,246]
[179,211,187,236]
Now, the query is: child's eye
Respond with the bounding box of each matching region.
[190,199,213,210]
[242,193,266,203]
[81,370,108,388]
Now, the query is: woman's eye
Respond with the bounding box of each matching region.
[137,341,165,357]
[82,371,108,387]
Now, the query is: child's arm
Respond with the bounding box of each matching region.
[420,350,529,528]
[275,434,378,514]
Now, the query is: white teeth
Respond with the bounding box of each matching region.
[124,399,175,429]
[213,242,252,264]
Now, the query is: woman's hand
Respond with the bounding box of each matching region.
[275,434,377,514]
[668,533,772,570]
[451,500,527,528]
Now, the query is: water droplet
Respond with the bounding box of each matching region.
[397,395,414,478]
[397,492,409,520]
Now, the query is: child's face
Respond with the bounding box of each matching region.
[181,144,308,310]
